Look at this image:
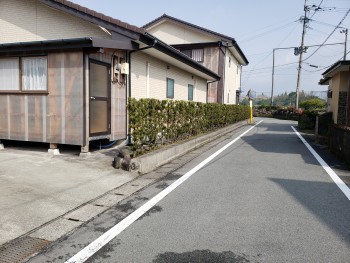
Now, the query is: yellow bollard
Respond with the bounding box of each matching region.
[249,99,253,124]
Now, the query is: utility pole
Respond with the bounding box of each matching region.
[271,49,275,106]
[295,0,308,110]
[271,43,343,106]
[340,28,348,60]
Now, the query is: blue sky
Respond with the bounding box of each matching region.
[70,0,349,97]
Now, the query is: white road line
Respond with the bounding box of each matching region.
[65,120,263,263]
[292,126,350,201]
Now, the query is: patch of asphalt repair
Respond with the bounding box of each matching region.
[152,249,261,263]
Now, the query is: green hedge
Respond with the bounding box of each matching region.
[128,98,250,154]
[298,110,319,130]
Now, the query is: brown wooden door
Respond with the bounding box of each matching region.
[89,60,111,137]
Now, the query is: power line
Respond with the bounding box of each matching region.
[310,0,324,19]
[243,42,344,73]
[237,16,300,42]
[302,7,350,62]
[240,21,297,43]
[302,49,350,72]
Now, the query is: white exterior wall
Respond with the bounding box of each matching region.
[147,22,216,45]
[0,0,109,43]
[131,52,207,102]
[223,50,241,104]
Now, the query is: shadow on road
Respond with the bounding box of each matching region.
[270,177,350,245]
[240,121,322,167]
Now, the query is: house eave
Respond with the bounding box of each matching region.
[139,34,220,81]
[322,60,350,78]
[319,77,331,85]
[228,43,249,66]
[0,37,139,55]
[171,41,249,66]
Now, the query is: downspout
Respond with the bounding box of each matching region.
[218,41,227,104]
[126,39,158,144]
[239,65,242,104]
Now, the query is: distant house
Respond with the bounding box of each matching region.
[319,60,350,126]
[0,0,219,154]
[143,14,249,104]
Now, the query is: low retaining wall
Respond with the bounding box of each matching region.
[131,120,249,174]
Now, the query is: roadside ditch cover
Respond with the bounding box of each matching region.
[0,236,51,263]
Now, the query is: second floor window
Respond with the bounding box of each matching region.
[181,49,204,62]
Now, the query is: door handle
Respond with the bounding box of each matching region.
[90,96,96,100]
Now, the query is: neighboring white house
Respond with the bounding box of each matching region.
[0,0,219,153]
[128,33,219,103]
[143,14,249,104]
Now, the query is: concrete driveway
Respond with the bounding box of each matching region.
[0,143,136,246]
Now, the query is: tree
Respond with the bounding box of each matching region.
[299,98,326,110]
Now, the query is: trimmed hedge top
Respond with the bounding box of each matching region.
[128,98,250,155]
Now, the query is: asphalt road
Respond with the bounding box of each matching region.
[29,118,350,263]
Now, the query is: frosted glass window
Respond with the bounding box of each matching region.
[0,58,20,91]
[167,78,174,99]
[188,84,194,101]
[90,101,108,134]
[22,57,47,91]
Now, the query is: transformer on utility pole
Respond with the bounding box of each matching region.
[340,28,348,60]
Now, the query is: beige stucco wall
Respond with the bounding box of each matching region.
[147,22,217,45]
[0,0,109,43]
[328,71,350,123]
[131,52,207,102]
[223,50,241,104]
